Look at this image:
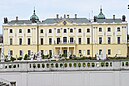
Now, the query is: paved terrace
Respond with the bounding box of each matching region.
[0,60,129,72]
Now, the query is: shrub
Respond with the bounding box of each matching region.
[69,63,72,67]
[83,63,86,67]
[78,63,81,67]
[11,57,16,62]
[101,62,104,67]
[87,63,90,67]
[24,54,29,60]
[17,57,22,60]
[74,63,77,67]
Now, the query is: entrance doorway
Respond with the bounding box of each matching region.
[63,50,67,57]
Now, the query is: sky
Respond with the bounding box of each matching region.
[0,0,129,34]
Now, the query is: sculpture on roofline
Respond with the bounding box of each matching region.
[30,52,34,61]
[37,51,42,61]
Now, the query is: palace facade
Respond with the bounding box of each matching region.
[2,8,128,58]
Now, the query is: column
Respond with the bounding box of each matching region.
[60,47,62,55]
[67,47,69,57]
[74,47,75,55]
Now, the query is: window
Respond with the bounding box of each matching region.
[107,27,111,32]
[87,50,90,55]
[108,49,111,55]
[70,37,74,43]
[117,27,120,32]
[87,38,90,44]
[28,38,30,45]
[87,28,90,33]
[49,38,52,45]
[64,29,67,33]
[99,37,102,44]
[79,50,81,54]
[40,29,43,33]
[78,38,81,44]
[99,28,102,32]
[27,29,31,33]
[20,50,23,56]
[99,49,102,55]
[28,50,31,56]
[63,37,67,43]
[49,50,52,55]
[19,29,22,33]
[41,38,43,45]
[108,37,111,44]
[70,29,73,33]
[41,50,44,55]
[19,38,22,45]
[57,38,60,44]
[10,29,13,33]
[49,29,52,33]
[78,29,81,33]
[117,37,120,44]
[10,50,13,56]
[10,38,13,45]
[57,29,60,33]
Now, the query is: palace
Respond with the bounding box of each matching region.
[2,8,128,58]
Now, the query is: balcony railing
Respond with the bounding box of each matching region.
[0,60,129,72]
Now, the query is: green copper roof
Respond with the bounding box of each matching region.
[30,9,39,21]
[97,8,105,19]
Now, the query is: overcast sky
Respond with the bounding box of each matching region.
[0,0,129,33]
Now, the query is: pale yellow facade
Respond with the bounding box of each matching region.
[2,9,128,58]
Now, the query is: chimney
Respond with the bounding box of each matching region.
[122,15,126,22]
[16,16,18,21]
[75,14,77,19]
[64,14,66,18]
[113,15,115,20]
[56,14,59,19]
[67,15,69,18]
[94,16,97,22]
[4,17,8,23]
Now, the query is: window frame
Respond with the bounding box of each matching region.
[10,29,13,33]
[108,49,111,55]
[19,38,22,45]
[117,27,120,32]
[10,38,13,45]
[87,50,90,55]
[70,29,73,33]
[40,29,43,33]
[78,29,81,33]
[99,28,102,32]
[41,38,43,45]
[28,38,31,45]
[87,28,90,33]
[64,29,67,33]
[27,29,31,33]
[49,29,52,33]
[107,27,111,32]
[19,29,22,33]
[99,37,102,44]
